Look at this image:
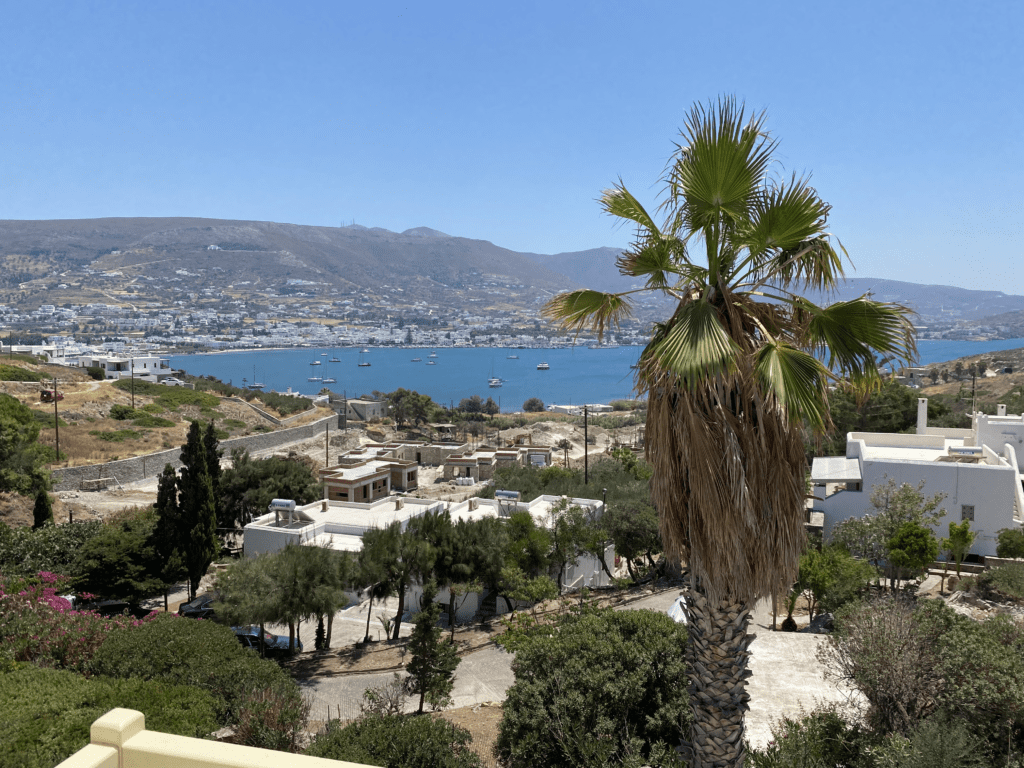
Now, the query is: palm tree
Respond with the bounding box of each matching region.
[544,97,915,767]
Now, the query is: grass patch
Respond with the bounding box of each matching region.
[222,418,247,429]
[141,403,164,414]
[132,415,176,428]
[0,364,50,382]
[112,378,220,409]
[89,429,140,443]
[30,410,69,428]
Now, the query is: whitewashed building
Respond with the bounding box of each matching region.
[813,398,1024,557]
[243,493,611,622]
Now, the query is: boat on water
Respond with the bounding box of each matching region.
[361,348,370,354]
[488,377,503,388]
[411,357,422,362]
[587,343,621,349]
[311,359,321,366]
[329,355,340,362]
[249,365,264,389]
[322,377,336,384]
[358,350,371,367]
[321,352,328,356]
[426,360,436,365]
[308,376,322,382]
[506,354,519,359]
[537,362,550,370]
[429,351,438,358]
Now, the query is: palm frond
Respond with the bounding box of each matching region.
[615,237,694,289]
[753,341,830,432]
[600,182,662,237]
[667,97,776,234]
[542,289,634,341]
[737,176,845,292]
[641,299,740,388]
[802,297,917,377]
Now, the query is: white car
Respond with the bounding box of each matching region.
[161,377,186,386]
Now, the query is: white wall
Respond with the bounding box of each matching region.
[820,457,1020,557]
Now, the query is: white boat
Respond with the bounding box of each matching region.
[321,352,328,356]
[507,354,518,359]
[322,377,336,384]
[329,356,341,362]
[361,348,370,354]
[429,351,437,358]
[358,350,371,367]
[411,357,422,362]
[537,362,550,370]
[307,376,321,382]
[488,377,503,388]
[311,360,321,366]
[426,360,436,365]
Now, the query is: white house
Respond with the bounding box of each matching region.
[76,353,175,381]
[813,398,1024,557]
[243,493,612,622]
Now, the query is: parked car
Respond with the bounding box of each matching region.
[177,592,217,620]
[161,377,186,387]
[40,389,64,402]
[232,625,302,658]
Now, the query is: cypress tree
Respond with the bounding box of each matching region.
[406,580,460,713]
[202,421,224,532]
[152,463,186,610]
[32,489,54,529]
[178,421,218,601]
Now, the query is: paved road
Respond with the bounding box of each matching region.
[299,587,854,747]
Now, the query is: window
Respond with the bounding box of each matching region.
[961,504,975,522]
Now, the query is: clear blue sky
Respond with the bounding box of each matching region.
[2,1,1021,292]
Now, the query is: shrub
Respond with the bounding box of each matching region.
[0,521,105,579]
[90,614,305,729]
[0,665,219,768]
[90,429,139,442]
[233,686,311,753]
[974,562,1024,600]
[132,414,175,428]
[495,607,689,768]
[821,595,1024,752]
[85,366,105,381]
[797,545,875,618]
[997,528,1024,559]
[747,704,866,768]
[305,713,482,768]
[0,364,49,382]
[0,571,154,672]
[522,397,545,412]
[109,404,139,420]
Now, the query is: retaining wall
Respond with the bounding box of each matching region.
[51,413,338,492]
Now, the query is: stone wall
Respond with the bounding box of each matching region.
[51,413,338,492]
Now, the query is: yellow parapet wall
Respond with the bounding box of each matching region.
[55,708,372,768]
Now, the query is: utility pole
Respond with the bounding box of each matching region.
[130,359,135,410]
[584,405,589,484]
[325,420,329,467]
[53,376,60,465]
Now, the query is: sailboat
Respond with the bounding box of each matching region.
[307,362,322,382]
[358,350,371,367]
[249,365,264,390]
[329,351,341,362]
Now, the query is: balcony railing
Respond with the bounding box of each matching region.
[55,708,372,768]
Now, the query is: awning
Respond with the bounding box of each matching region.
[810,456,862,483]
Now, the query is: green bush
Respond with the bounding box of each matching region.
[997,528,1024,559]
[140,403,165,414]
[0,665,219,768]
[0,520,105,579]
[90,429,139,442]
[30,409,68,428]
[85,366,105,381]
[976,562,1024,600]
[305,713,482,768]
[496,607,688,768]
[112,379,221,409]
[0,364,49,382]
[747,704,867,768]
[90,614,304,728]
[109,404,139,420]
[132,414,176,428]
[798,545,875,618]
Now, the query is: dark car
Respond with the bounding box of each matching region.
[177,593,218,620]
[232,625,302,658]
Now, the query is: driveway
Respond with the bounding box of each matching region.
[299,586,855,747]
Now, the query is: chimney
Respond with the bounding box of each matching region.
[998,404,1007,417]
[917,398,928,434]
[321,500,328,512]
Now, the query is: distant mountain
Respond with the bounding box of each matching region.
[522,246,637,294]
[0,218,578,308]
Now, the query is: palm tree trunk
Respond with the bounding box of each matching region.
[684,580,754,768]
[326,612,334,647]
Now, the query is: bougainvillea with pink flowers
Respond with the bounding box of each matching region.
[0,571,155,673]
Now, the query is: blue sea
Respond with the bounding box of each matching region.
[170,347,644,412]
[170,338,1024,412]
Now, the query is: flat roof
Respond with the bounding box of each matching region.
[810,456,862,483]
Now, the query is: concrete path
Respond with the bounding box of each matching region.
[299,587,856,747]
